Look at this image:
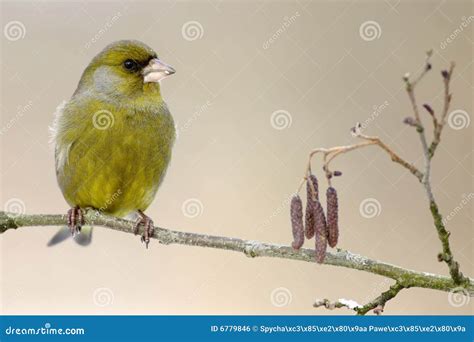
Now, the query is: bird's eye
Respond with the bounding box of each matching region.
[123,59,138,71]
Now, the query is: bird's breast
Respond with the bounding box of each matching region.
[57,102,175,217]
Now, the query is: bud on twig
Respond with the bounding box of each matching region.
[290,195,304,250]
[403,117,417,127]
[374,305,384,315]
[326,187,339,248]
[422,104,434,117]
[350,122,362,137]
[441,70,450,80]
[314,200,328,263]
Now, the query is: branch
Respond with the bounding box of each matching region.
[313,282,405,315]
[352,129,424,182]
[403,54,468,286]
[297,134,423,192]
[428,62,454,158]
[313,298,361,311]
[355,282,405,315]
[1,210,473,296]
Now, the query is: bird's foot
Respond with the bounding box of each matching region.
[67,206,84,236]
[133,211,155,248]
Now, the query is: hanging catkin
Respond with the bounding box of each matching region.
[326,187,339,248]
[305,174,319,239]
[313,200,328,263]
[290,195,304,250]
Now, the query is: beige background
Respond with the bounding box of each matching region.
[1,0,473,315]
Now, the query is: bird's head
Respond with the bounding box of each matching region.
[76,40,175,100]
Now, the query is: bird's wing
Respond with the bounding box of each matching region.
[49,100,67,146]
[50,100,74,173]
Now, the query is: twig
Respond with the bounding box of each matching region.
[352,128,424,182]
[355,282,405,315]
[1,210,473,296]
[429,62,454,158]
[297,134,422,193]
[313,298,361,311]
[404,55,468,286]
[313,282,405,315]
[303,53,468,312]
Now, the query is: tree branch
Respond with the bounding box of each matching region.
[355,282,405,315]
[1,210,473,296]
[403,54,468,286]
[313,282,405,315]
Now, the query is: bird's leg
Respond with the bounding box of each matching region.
[133,210,155,248]
[67,206,84,236]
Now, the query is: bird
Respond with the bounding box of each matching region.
[49,40,176,247]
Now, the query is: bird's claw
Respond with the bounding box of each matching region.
[133,211,154,248]
[67,207,84,236]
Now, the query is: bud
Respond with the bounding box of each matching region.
[403,117,417,127]
[314,200,327,263]
[290,195,304,250]
[326,187,339,248]
[333,171,343,177]
[441,70,450,80]
[422,103,434,116]
[350,122,362,137]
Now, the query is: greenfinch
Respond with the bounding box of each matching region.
[50,40,176,247]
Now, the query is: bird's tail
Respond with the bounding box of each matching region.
[47,226,93,247]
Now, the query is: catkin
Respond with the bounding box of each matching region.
[307,174,319,201]
[313,200,328,263]
[290,195,304,250]
[326,187,339,248]
[304,174,319,239]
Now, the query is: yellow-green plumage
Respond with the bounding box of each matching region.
[53,40,175,219]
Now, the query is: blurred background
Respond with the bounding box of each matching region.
[0,0,472,315]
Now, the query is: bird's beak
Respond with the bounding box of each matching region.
[142,58,176,83]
